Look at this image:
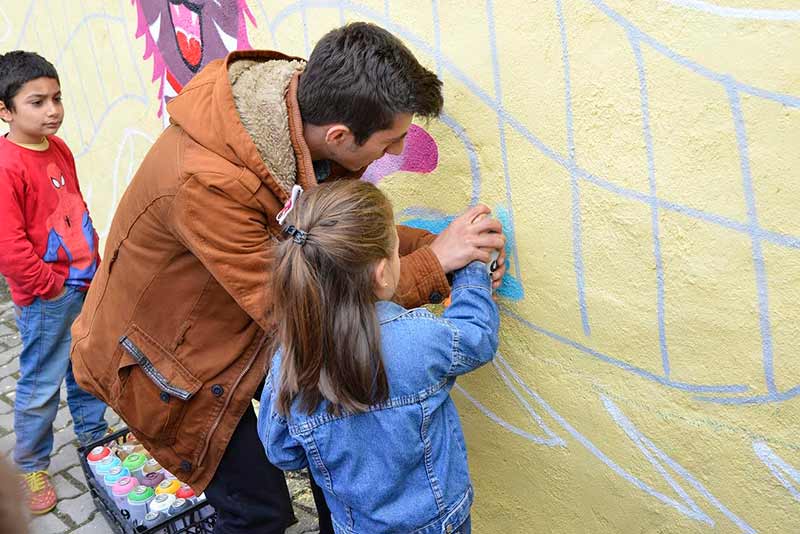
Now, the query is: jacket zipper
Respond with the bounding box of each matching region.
[196,331,270,467]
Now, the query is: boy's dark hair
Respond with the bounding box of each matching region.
[0,51,59,112]
[298,22,443,145]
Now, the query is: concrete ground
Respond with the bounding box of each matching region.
[0,280,319,533]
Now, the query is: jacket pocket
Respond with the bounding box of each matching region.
[114,325,202,444]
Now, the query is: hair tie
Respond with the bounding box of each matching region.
[282,225,308,246]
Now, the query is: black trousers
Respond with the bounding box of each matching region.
[204,403,334,534]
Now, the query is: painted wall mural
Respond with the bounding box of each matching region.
[2,1,798,532]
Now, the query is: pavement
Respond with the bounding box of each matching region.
[0,280,320,534]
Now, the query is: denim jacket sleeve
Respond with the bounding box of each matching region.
[441,261,500,376]
[257,365,309,471]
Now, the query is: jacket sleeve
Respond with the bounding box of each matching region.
[170,173,274,329]
[393,225,450,309]
[441,261,500,377]
[256,366,308,471]
[0,169,65,299]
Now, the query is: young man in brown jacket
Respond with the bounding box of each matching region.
[70,23,506,533]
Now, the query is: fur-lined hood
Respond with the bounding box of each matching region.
[166,50,317,200]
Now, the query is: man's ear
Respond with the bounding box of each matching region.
[0,101,12,124]
[324,124,352,147]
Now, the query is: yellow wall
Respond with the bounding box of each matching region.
[3,2,799,532]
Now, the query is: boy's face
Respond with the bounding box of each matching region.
[328,113,412,172]
[0,77,63,145]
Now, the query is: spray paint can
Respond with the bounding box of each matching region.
[142,457,163,476]
[141,470,165,489]
[126,485,155,526]
[122,452,147,484]
[111,476,138,519]
[471,212,501,275]
[102,466,130,497]
[86,446,112,477]
[113,443,137,462]
[149,492,176,519]
[175,484,196,504]
[142,510,164,530]
[95,455,122,491]
[163,470,178,480]
[155,478,181,496]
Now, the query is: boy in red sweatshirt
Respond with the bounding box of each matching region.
[0,51,107,515]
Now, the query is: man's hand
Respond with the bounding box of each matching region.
[429,204,506,273]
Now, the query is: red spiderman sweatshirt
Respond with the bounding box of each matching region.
[0,135,100,306]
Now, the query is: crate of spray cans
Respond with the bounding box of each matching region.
[78,427,216,533]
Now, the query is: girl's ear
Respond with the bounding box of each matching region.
[373,258,390,298]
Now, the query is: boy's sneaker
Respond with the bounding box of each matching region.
[21,470,57,514]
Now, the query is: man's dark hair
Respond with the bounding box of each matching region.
[0,51,59,112]
[298,22,443,145]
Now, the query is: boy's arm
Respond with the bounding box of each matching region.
[394,225,450,309]
[0,172,65,299]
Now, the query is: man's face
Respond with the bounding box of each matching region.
[0,77,63,145]
[331,113,413,172]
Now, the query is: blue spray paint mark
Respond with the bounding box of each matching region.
[630,34,670,379]
[403,205,524,301]
[555,0,591,338]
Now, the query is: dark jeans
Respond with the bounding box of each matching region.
[205,402,333,534]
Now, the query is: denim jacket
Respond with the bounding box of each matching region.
[258,262,499,533]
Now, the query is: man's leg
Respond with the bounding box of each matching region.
[62,290,108,445]
[309,474,334,534]
[205,404,294,534]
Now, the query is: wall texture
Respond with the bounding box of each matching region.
[3,1,799,532]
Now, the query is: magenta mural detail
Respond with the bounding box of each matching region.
[132,0,254,115]
[362,124,439,183]
[131,1,438,177]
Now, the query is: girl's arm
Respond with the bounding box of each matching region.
[257,368,308,471]
[441,261,500,376]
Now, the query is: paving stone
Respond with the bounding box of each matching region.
[29,511,69,534]
[0,429,16,455]
[0,374,16,393]
[70,513,113,534]
[0,409,14,433]
[286,476,310,498]
[0,345,21,367]
[50,442,80,474]
[0,396,13,414]
[0,322,14,337]
[66,465,88,489]
[287,507,319,533]
[53,405,73,432]
[57,491,95,525]
[53,471,84,499]
[293,485,316,511]
[0,357,19,378]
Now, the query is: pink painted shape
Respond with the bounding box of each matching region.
[363,124,439,184]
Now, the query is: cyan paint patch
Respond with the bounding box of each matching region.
[403,206,524,301]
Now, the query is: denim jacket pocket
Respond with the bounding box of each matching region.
[114,324,202,444]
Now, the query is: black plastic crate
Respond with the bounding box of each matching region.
[77,427,216,534]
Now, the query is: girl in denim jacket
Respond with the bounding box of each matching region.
[258,179,500,534]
